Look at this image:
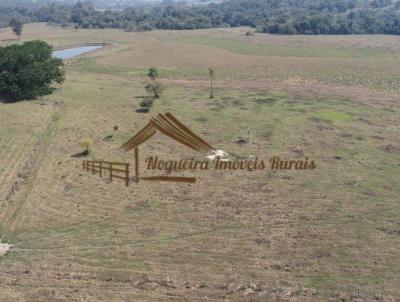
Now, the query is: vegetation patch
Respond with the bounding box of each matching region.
[255,97,278,105]
[313,110,352,123]
[166,35,395,58]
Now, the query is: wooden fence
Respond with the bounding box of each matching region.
[82,160,130,187]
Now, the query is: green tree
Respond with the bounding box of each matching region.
[9,16,23,40]
[147,67,159,81]
[208,66,215,99]
[0,40,65,101]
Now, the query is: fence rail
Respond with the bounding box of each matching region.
[82,160,130,187]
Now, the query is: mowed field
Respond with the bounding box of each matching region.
[0,23,399,301]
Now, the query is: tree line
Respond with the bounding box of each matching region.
[1,0,400,35]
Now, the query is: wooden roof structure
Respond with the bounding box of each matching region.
[121,112,213,152]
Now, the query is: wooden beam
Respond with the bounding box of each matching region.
[140,176,196,183]
[134,147,139,181]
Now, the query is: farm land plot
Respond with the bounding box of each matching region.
[0,23,399,301]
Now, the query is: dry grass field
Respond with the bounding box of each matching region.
[0,23,399,301]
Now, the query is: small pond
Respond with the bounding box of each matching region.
[52,45,103,59]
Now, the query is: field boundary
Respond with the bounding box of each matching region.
[82,160,130,187]
[0,104,63,241]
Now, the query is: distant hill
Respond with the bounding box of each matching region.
[1,0,399,35]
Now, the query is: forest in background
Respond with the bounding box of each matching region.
[0,0,399,34]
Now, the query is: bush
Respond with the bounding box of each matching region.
[80,139,93,155]
[140,97,154,108]
[145,81,164,98]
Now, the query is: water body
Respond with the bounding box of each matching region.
[52,45,103,59]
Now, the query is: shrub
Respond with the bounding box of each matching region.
[80,139,93,155]
[140,97,155,108]
[145,81,164,98]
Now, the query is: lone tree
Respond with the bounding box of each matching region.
[147,67,159,81]
[144,67,163,99]
[208,66,215,99]
[0,40,65,101]
[9,17,23,40]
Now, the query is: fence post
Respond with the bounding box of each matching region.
[134,147,139,181]
[99,161,102,178]
[109,163,113,182]
[125,164,129,187]
[82,161,85,171]
[92,161,95,175]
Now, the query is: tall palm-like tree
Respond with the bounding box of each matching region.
[208,66,215,99]
[9,17,23,40]
[147,67,159,81]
